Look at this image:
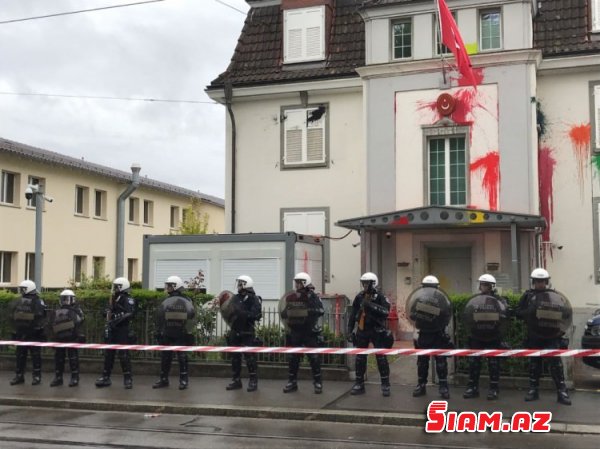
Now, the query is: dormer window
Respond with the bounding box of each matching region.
[284,6,326,64]
[592,0,600,33]
[392,18,412,60]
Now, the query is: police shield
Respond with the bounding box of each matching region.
[49,308,83,341]
[462,294,509,342]
[279,290,310,332]
[405,286,452,332]
[217,290,244,328]
[525,290,572,339]
[158,295,196,338]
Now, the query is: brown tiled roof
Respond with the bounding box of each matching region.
[208,0,365,89]
[533,0,600,56]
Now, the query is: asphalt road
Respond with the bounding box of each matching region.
[0,406,599,449]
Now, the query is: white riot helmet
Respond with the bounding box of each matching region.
[112,277,131,293]
[294,272,311,290]
[165,275,184,293]
[236,275,254,292]
[530,268,550,280]
[59,289,76,306]
[19,280,37,295]
[422,275,439,287]
[360,272,378,291]
[478,274,496,285]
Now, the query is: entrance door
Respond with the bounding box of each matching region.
[428,247,472,294]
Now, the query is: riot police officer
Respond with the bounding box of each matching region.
[409,275,453,399]
[516,268,572,405]
[9,280,47,386]
[348,272,393,397]
[224,275,262,392]
[49,289,85,387]
[463,274,509,400]
[95,277,137,389]
[280,272,325,394]
[153,276,196,390]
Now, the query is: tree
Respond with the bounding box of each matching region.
[176,198,210,235]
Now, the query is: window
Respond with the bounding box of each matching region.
[281,207,330,284]
[143,200,154,226]
[593,0,600,32]
[283,6,325,64]
[127,258,138,282]
[25,253,35,280]
[94,189,107,219]
[128,197,139,224]
[592,82,600,152]
[27,176,44,208]
[392,18,412,59]
[170,206,180,229]
[73,255,87,283]
[282,105,328,168]
[428,136,467,206]
[434,12,455,56]
[75,185,89,216]
[0,251,14,283]
[1,170,17,205]
[92,256,105,279]
[480,9,502,51]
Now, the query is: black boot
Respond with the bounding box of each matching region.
[50,373,63,387]
[68,349,80,387]
[376,356,391,398]
[124,373,133,389]
[95,372,112,388]
[463,383,479,399]
[381,378,391,397]
[557,385,571,406]
[550,361,571,405]
[412,382,427,397]
[153,376,169,389]
[247,374,258,392]
[352,355,367,395]
[313,379,323,394]
[10,374,24,386]
[487,382,499,401]
[31,370,42,386]
[438,380,450,399]
[178,355,189,390]
[226,378,242,390]
[309,355,322,394]
[524,387,539,401]
[69,374,79,387]
[283,377,298,393]
[351,381,365,395]
[179,373,189,391]
[525,358,541,402]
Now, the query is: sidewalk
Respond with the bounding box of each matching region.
[2,355,600,435]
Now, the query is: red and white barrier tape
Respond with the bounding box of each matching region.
[1,341,599,357]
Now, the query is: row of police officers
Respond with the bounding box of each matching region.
[8,268,573,405]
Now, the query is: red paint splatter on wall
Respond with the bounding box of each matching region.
[538,146,556,243]
[566,123,591,193]
[303,250,309,273]
[470,151,500,211]
[457,68,484,86]
[416,87,494,126]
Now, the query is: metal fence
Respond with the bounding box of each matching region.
[0,303,349,367]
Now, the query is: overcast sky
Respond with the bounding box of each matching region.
[0,0,250,199]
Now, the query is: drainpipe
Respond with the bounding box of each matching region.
[116,164,141,278]
[224,81,236,233]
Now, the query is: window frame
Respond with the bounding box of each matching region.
[73,255,87,283]
[591,81,600,153]
[26,175,44,208]
[74,185,89,216]
[422,125,470,207]
[128,197,140,224]
[280,103,329,170]
[25,252,35,281]
[283,5,326,64]
[92,256,105,280]
[94,189,107,219]
[479,8,502,52]
[0,251,14,284]
[143,199,154,226]
[0,170,18,205]
[391,17,413,60]
[170,205,180,229]
[433,12,455,56]
[127,258,139,282]
[592,0,600,33]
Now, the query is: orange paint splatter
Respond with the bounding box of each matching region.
[567,123,591,193]
[470,151,500,211]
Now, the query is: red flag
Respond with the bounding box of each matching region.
[437,0,478,88]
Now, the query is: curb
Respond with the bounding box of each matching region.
[1,396,599,435]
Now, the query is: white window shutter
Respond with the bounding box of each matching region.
[284,6,325,63]
[304,7,324,60]
[593,0,600,32]
[284,109,305,164]
[283,211,326,236]
[595,85,600,149]
[306,108,326,163]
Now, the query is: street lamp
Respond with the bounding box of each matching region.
[25,184,53,287]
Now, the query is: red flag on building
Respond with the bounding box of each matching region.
[437,0,478,88]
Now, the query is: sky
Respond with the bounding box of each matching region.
[0,0,250,199]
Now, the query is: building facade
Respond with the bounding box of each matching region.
[0,138,225,288]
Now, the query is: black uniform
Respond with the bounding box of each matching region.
[515,288,571,405]
[10,292,47,385]
[347,289,392,396]
[463,293,508,400]
[154,291,196,390]
[96,291,136,388]
[282,285,324,394]
[225,287,262,391]
[50,303,85,387]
